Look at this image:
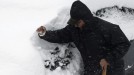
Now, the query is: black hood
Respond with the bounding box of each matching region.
[70,1,93,20]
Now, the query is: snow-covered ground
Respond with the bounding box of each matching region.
[0,0,134,75]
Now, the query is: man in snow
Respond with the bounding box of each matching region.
[36,1,130,75]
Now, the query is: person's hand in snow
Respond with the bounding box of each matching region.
[36,26,46,36]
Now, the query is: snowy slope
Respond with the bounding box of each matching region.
[0,0,134,75]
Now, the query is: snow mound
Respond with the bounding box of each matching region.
[31,8,83,75]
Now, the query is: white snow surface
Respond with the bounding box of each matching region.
[0,0,134,75]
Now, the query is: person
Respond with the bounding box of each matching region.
[36,1,130,75]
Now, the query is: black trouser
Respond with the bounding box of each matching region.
[83,59,125,75]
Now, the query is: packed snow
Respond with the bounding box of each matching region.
[0,0,134,75]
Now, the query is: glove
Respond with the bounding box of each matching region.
[36,26,46,36]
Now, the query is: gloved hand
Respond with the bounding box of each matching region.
[36,26,46,35]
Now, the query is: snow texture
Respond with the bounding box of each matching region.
[30,8,84,74]
[31,33,84,75]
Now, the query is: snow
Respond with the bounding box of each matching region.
[0,0,134,75]
[30,10,83,75]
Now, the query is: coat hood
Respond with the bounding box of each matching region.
[70,1,93,20]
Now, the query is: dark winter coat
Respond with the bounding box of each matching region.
[39,1,131,75]
[39,17,130,75]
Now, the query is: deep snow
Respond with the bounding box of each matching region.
[0,0,134,75]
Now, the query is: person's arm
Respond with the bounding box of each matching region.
[38,25,73,43]
[104,25,131,64]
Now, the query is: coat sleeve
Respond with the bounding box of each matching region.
[104,25,131,64]
[38,25,73,43]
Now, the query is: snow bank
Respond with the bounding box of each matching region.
[31,8,83,75]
